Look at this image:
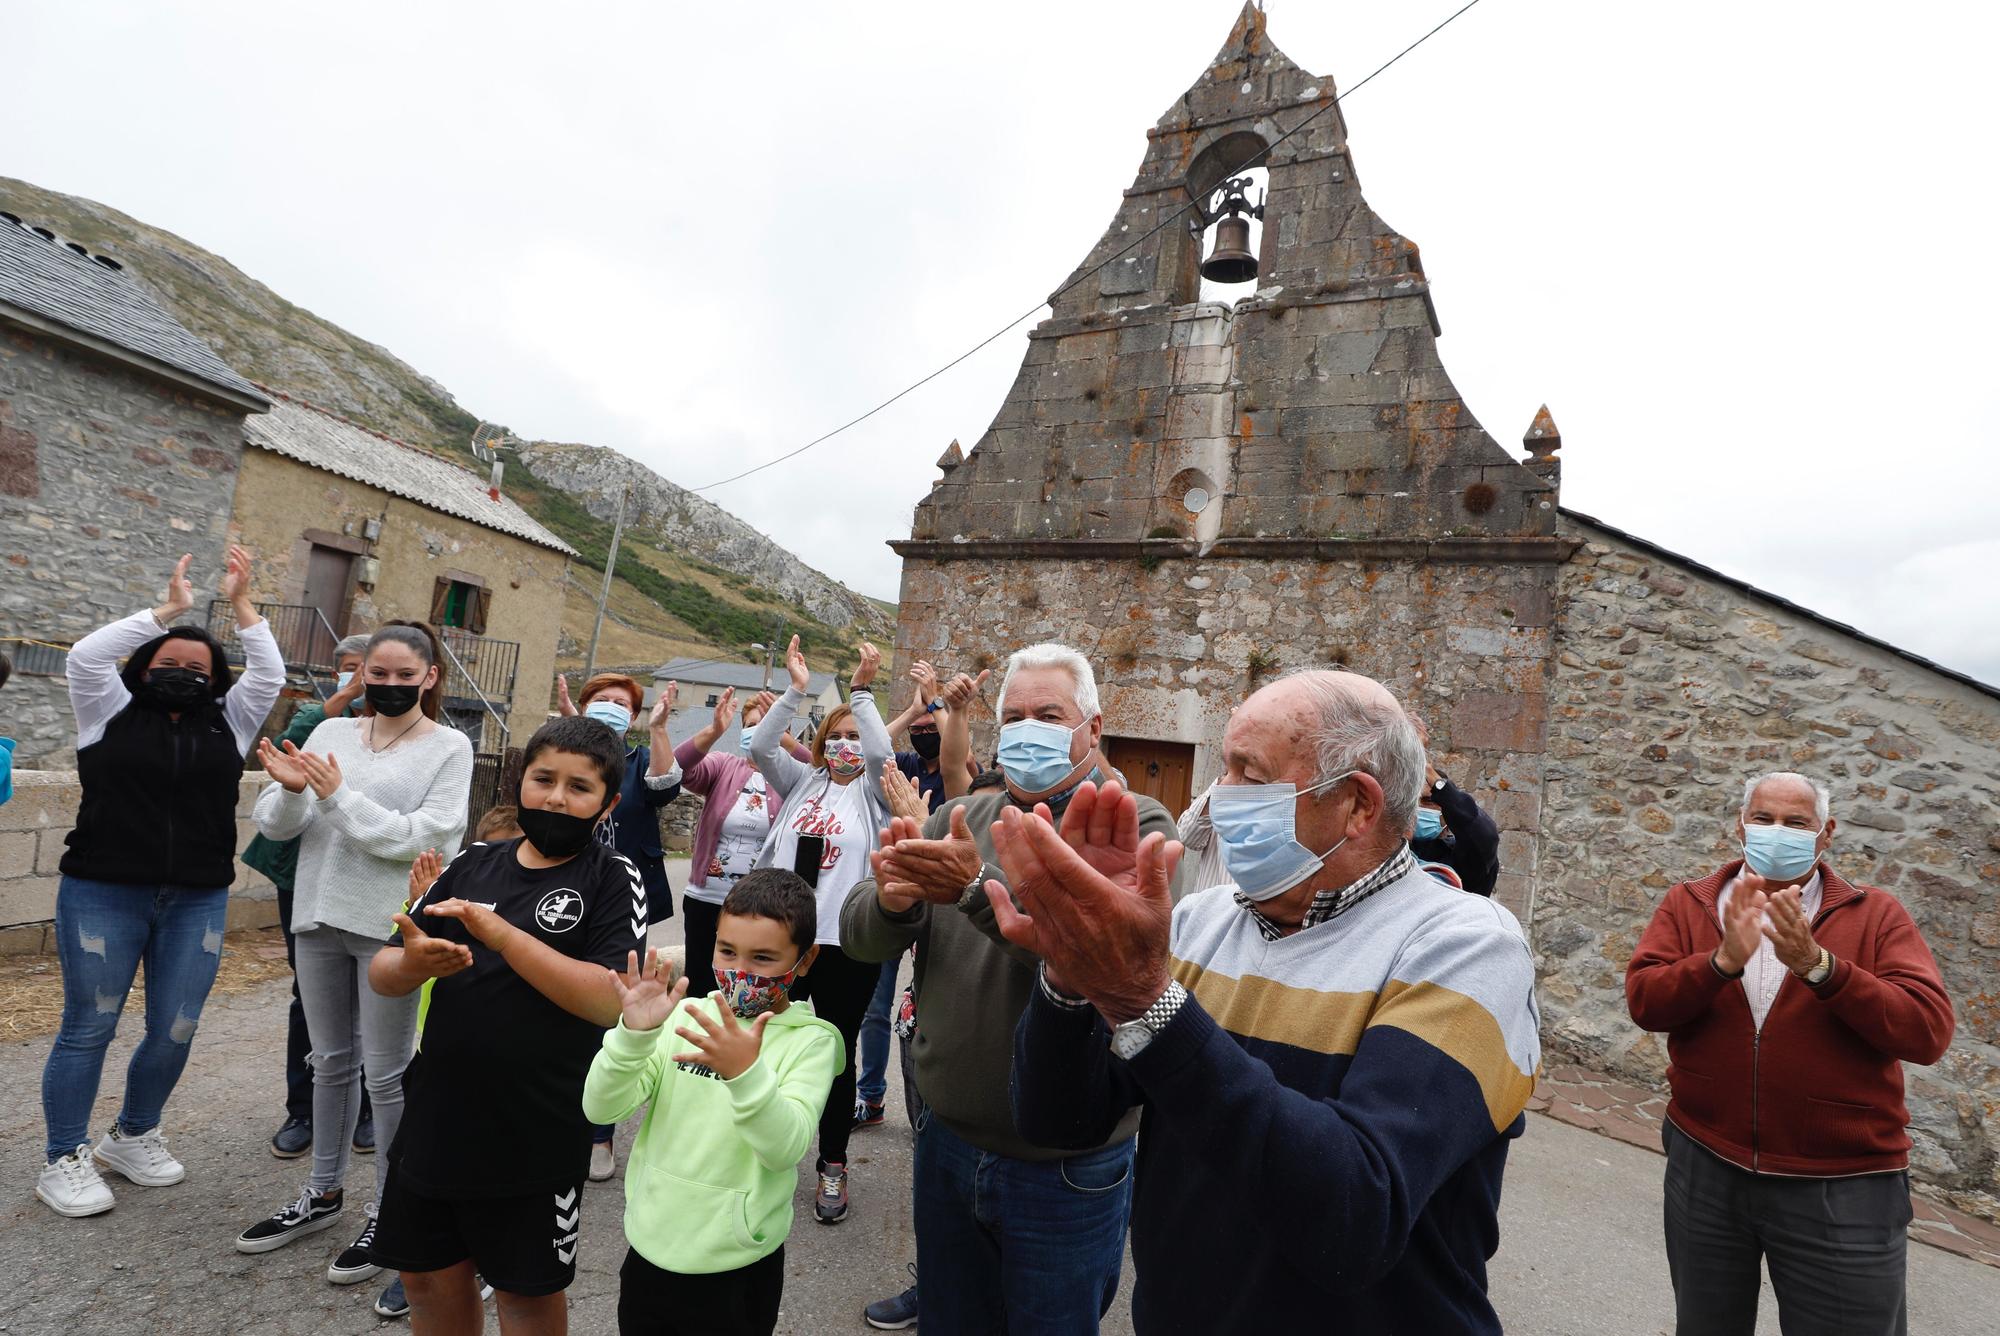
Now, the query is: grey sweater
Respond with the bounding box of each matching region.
[841,784,1188,1162]
[253,717,474,940]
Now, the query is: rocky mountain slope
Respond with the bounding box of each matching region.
[0,175,894,647]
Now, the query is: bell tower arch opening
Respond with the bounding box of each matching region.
[1182,130,1271,307]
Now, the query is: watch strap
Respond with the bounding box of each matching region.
[1804,947,1834,986]
[1112,980,1189,1057]
[1038,964,1090,1010]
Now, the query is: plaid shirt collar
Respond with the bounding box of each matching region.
[1235,844,1418,941]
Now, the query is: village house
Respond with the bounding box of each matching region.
[0,207,270,765]
[228,391,576,752]
[650,655,839,753]
[892,4,2000,1219]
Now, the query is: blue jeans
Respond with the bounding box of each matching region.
[857,959,899,1106]
[914,1114,1135,1336]
[41,877,229,1162]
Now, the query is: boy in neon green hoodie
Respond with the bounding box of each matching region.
[584,868,841,1336]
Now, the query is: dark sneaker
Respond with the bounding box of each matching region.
[814,1162,849,1225]
[270,1115,312,1159]
[236,1187,343,1254]
[352,1111,375,1155]
[853,1099,886,1130]
[326,1215,380,1285]
[373,1275,408,1319]
[864,1264,919,1329]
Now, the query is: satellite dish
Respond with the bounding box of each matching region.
[469,423,522,499]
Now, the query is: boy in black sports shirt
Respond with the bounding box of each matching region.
[367,716,645,1334]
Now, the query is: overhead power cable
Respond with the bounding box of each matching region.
[692,0,1488,492]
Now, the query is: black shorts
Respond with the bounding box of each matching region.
[617,1245,784,1336]
[369,1170,585,1298]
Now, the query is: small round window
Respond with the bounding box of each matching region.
[1183,486,1211,513]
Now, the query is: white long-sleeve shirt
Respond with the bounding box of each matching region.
[255,716,474,939]
[1717,870,1825,1029]
[68,608,285,756]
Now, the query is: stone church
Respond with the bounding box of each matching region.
[890,5,2000,1217]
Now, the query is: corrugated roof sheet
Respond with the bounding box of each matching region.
[654,657,838,696]
[0,211,267,406]
[246,393,575,555]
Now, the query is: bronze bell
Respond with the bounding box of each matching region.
[1200,213,1258,284]
[1197,175,1264,284]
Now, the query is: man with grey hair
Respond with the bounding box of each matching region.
[1628,770,1954,1335]
[244,632,374,1159]
[999,670,1539,1333]
[843,642,1187,1334]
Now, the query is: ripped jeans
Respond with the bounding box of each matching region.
[41,877,229,1163]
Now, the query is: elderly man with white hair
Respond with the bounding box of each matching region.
[842,642,1188,1335]
[1627,770,1953,1336]
[997,669,1539,1334]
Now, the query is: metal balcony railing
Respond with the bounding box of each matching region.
[205,600,344,675]
[438,627,520,747]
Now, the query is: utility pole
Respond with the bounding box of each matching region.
[582,484,631,683]
[760,613,788,691]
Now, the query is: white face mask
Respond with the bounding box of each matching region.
[1209,771,1355,902]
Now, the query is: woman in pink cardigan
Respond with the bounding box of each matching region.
[673,686,812,980]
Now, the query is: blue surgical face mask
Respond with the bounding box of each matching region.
[1742,823,1821,881]
[584,701,633,734]
[997,717,1090,794]
[1414,807,1444,842]
[739,727,757,752]
[1210,771,1355,902]
[336,670,356,691]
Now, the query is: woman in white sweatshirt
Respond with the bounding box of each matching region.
[235,621,473,1288]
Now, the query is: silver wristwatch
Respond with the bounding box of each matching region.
[1110,981,1189,1060]
[954,873,989,914]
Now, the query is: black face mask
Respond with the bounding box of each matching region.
[136,666,212,712]
[518,806,602,860]
[366,683,424,718]
[909,731,941,761]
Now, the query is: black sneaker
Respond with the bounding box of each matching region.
[864,1264,919,1329]
[326,1214,380,1285]
[352,1111,375,1155]
[373,1275,408,1319]
[853,1098,886,1130]
[235,1187,344,1254]
[270,1115,312,1160]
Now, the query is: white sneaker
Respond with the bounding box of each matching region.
[589,1140,616,1182]
[36,1147,115,1217]
[93,1125,186,1187]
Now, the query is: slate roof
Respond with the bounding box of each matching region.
[246,393,576,555]
[0,210,268,409]
[654,657,838,698]
[1561,508,1999,700]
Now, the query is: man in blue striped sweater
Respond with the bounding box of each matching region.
[995,670,1540,1333]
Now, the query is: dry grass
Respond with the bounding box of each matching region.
[0,927,296,1043]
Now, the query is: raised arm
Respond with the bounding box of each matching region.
[224,612,286,757]
[847,646,896,809]
[1432,775,1500,896]
[752,642,819,798]
[68,553,202,748]
[937,669,988,802]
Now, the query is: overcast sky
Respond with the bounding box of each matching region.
[11,1,1996,685]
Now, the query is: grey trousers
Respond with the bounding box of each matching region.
[293,925,417,1210]
[1663,1120,1910,1336]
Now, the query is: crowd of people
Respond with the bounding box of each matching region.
[21,550,1958,1336]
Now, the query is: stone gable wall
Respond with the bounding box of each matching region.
[1538,517,2000,1216]
[0,328,250,765]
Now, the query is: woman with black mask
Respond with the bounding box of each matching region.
[36,547,284,1219]
[236,621,473,1291]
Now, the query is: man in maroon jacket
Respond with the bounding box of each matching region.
[1627,770,1953,1336]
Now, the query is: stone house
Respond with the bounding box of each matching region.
[230,391,576,750]
[0,208,270,764]
[650,656,840,753]
[891,5,2000,1218]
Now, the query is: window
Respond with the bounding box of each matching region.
[705,693,719,708]
[429,577,490,633]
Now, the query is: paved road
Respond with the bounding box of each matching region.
[3,867,1995,1334]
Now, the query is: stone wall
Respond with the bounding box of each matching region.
[0,328,252,765]
[0,769,279,954]
[894,550,1561,920]
[230,447,568,746]
[1537,515,2000,1218]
